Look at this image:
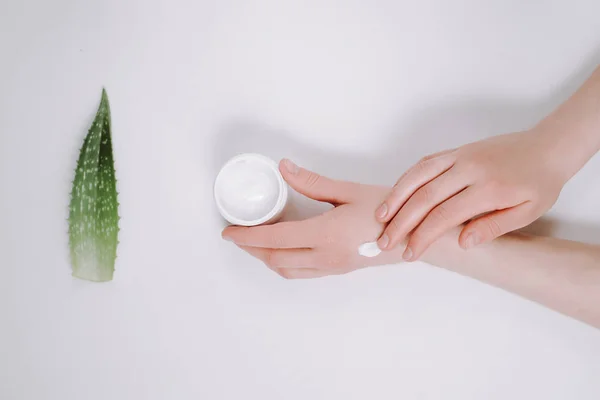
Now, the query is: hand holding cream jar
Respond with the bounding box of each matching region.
[214,153,289,226]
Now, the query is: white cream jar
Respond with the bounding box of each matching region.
[214,153,289,226]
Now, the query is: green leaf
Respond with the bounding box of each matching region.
[69,88,119,282]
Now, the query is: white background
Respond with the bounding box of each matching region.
[2,1,600,399]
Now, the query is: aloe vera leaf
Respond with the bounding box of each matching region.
[68,88,119,282]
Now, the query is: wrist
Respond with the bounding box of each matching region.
[531,122,598,184]
[418,227,467,268]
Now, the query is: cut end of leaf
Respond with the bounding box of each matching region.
[72,261,115,282]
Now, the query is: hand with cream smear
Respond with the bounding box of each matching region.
[222,159,406,279]
[222,160,600,329]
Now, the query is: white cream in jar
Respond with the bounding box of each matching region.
[214,153,289,226]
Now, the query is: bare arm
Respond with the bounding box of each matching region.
[423,228,600,329]
[385,67,600,326]
[375,65,600,259]
[224,160,600,329]
[537,65,600,182]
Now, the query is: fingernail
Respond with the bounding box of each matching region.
[464,232,481,249]
[402,246,413,261]
[283,159,299,175]
[376,203,388,219]
[377,234,389,249]
[222,235,233,242]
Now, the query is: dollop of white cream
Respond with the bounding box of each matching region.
[216,158,279,222]
[358,241,382,258]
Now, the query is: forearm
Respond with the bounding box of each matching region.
[536,65,600,181]
[422,229,600,328]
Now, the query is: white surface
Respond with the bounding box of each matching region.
[358,241,383,258]
[214,153,287,226]
[1,1,600,399]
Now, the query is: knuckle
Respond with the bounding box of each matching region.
[305,172,321,188]
[485,217,503,237]
[388,186,406,205]
[410,225,434,248]
[264,252,277,269]
[414,185,433,204]
[407,238,425,258]
[458,159,479,175]
[483,182,506,205]
[421,153,438,162]
[476,166,493,181]
[484,178,502,193]
[414,158,431,173]
[394,173,408,188]
[277,269,294,280]
[430,203,451,222]
[387,217,402,236]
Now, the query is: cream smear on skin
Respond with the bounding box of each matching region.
[358,241,382,257]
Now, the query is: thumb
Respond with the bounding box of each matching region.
[279,159,356,204]
[459,203,535,249]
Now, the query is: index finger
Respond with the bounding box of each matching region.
[405,188,489,261]
[376,150,456,223]
[222,218,321,249]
